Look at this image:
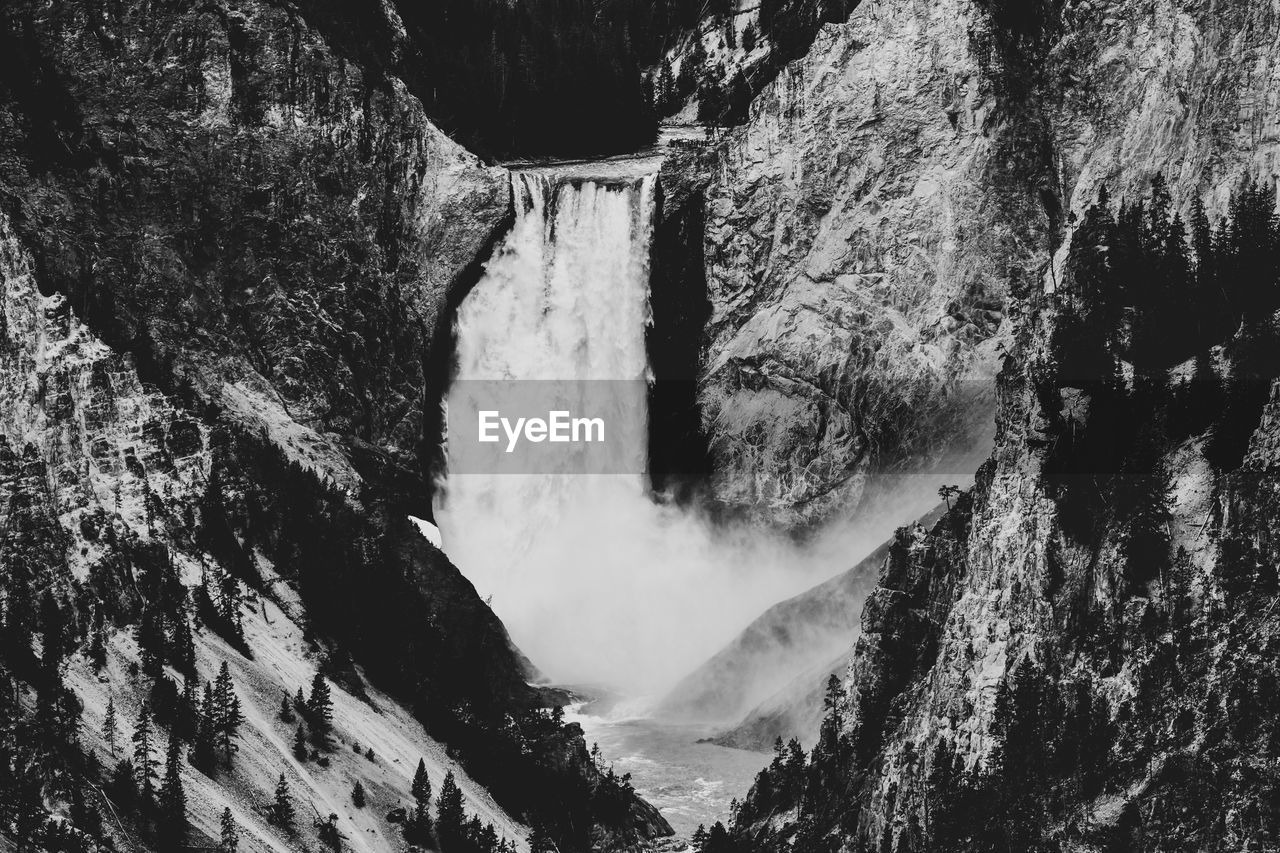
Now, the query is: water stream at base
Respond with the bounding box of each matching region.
[566,704,765,839]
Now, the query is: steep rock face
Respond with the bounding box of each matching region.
[728,0,1280,848]
[698,0,1021,525]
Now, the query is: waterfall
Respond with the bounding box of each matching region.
[435,171,877,695]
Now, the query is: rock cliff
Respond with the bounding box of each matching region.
[694,0,1018,526]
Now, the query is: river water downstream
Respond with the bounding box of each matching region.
[567,704,766,838]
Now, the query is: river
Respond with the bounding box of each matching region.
[566,704,768,839]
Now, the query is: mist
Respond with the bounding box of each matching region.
[436,464,986,697]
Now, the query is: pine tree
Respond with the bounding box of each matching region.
[214,662,244,762]
[278,691,295,723]
[192,682,219,773]
[38,590,66,666]
[293,725,308,761]
[412,758,432,804]
[308,673,333,742]
[436,770,466,847]
[351,780,366,808]
[158,731,188,848]
[271,774,296,834]
[218,570,243,638]
[171,613,197,679]
[405,798,434,846]
[132,704,157,801]
[103,696,120,757]
[135,607,166,680]
[109,758,138,811]
[656,58,675,113]
[220,807,239,853]
[1190,195,1219,338]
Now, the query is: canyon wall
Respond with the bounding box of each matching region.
[725,0,1280,849]
[691,0,1020,526]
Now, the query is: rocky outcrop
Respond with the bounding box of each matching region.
[696,0,1018,526]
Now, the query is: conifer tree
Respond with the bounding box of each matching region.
[351,780,366,808]
[527,824,558,853]
[219,570,243,639]
[271,774,296,834]
[136,607,166,680]
[220,807,239,853]
[412,758,432,804]
[38,590,66,666]
[405,797,434,846]
[308,673,333,742]
[293,725,308,762]
[193,682,219,772]
[132,704,157,801]
[214,662,244,762]
[278,691,295,723]
[103,696,119,757]
[109,757,138,811]
[172,613,197,679]
[158,731,188,848]
[436,770,466,847]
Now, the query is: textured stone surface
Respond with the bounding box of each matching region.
[698,0,1021,525]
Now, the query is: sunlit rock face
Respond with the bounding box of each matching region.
[697,0,1022,527]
